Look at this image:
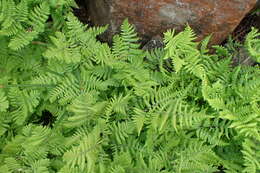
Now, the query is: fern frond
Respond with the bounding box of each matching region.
[109,122,134,145]
[21,125,51,162]
[163,26,206,79]
[88,25,108,38]
[105,93,132,116]
[144,48,165,72]
[132,108,147,136]
[195,118,233,146]
[48,74,80,104]
[230,113,260,141]
[66,12,87,41]
[0,89,8,112]
[28,2,50,32]
[88,64,113,80]
[8,88,40,125]
[44,32,81,64]
[15,0,28,23]
[3,157,23,173]
[201,80,226,110]
[242,138,260,173]
[8,30,38,50]
[112,19,143,61]
[174,140,220,172]
[0,0,16,28]
[65,92,106,128]
[63,126,101,172]
[49,0,77,8]
[0,22,23,36]
[245,27,260,63]
[1,1,50,50]
[31,159,50,173]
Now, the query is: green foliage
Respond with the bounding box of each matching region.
[245,27,260,63]
[0,1,260,172]
[0,0,77,50]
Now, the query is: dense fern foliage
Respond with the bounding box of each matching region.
[0,1,260,172]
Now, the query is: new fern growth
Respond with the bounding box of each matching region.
[0,2,259,172]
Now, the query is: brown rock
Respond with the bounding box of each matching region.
[87,0,257,45]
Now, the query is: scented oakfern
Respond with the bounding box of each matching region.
[0,1,260,172]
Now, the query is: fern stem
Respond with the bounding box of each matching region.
[31,41,48,46]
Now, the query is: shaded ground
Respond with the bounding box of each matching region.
[232,12,260,42]
[226,12,260,66]
[73,0,92,26]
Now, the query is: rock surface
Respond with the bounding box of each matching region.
[87,0,257,45]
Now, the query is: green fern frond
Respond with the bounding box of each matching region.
[63,126,101,172]
[0,1,50,50]
[8,88,40,125]
[112,19,143,61]
[65,92,106,128]
[44,32,81,64]
[230,113,260,140]
[132,108,147,136]
[66,12,87,41]
[2,157,23,173]
[28,2,50,32]
[48,74,79,104]
[105,93,132,116]
[0,0,16,28]
[164,26,197,60]
[15,0,28,23]
[0,89,8,112]
[8,30,38,50]
[195,118,233,146]
[163,26,206,79]
[88,65,113,80]
[145,48,165,73]
[112,34,127,58]
[0,22,23,36]
[109,122,134,145]
[245,27,260,63]
[174,140,220,173]
[31,159,50,173]
[242,138,260,173]
[201,80,226,110]
[49,0,77,8]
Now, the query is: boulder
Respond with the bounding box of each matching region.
[86,0,257,45]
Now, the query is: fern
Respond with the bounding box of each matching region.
[112,19,143,62]
[245,27,260,63]
[241,138,260,173]
[62,125,102,172]
[0,89,8,112]
[0,0,74,50]
[44,32,81,64]
[0,7,259,172]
